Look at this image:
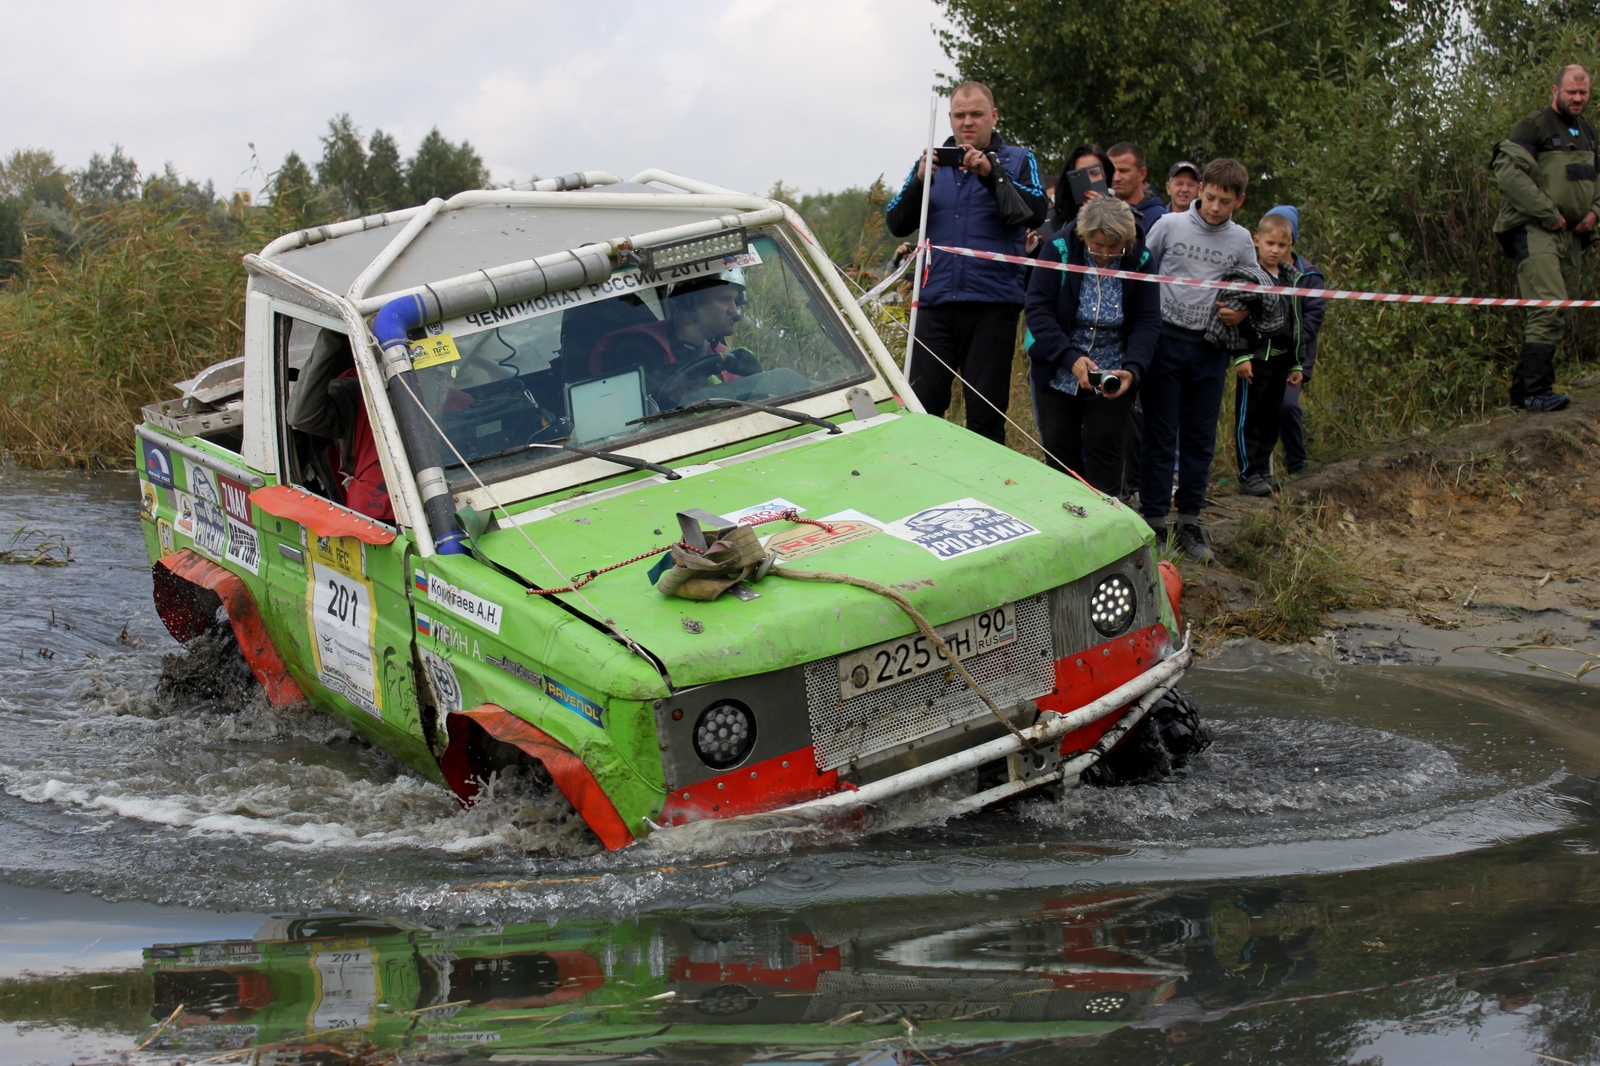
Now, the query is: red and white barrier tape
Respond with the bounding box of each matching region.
[929,243,1600,309]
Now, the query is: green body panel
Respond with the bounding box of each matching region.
[479,412,1151,689]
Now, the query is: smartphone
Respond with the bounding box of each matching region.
[934,145,968,168]
[1067,163,1110,206]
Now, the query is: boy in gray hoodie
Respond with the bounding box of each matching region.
[1137,158,1257,562]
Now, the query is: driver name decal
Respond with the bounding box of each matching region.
[416,570,503,634]
[883,498,1039,560]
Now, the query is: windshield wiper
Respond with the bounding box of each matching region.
[446,440,681,480]
[627,397,842,435]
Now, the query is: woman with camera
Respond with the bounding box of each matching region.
[1023,195,1160,495]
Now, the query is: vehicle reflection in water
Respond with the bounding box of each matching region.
[7,819,1589,1065]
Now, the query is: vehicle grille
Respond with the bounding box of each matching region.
[804,594,1054,772]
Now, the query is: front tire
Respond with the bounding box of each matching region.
[1080,689,1210,787]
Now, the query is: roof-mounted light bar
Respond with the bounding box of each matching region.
[625,227,747,274]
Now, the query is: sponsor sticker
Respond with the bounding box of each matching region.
[486,652,544,688]
[217,474,253,524]
[156,518,175,556]
[416,569,503,634]
[309,536,381,718]
[310,946,378,1033]
[721,497,805,526]
[882,498,1039,561]
[409,333,461,370]
[545,676,604,729]
[224,516,260,575]
[187,466,231,561]
[769,508,882,559]
[434,248,763,340]
[139,480,160,522]
[418,648,462,716]
[174,493,196,537]
[142,438,175,487]
[426,1033,502,1044]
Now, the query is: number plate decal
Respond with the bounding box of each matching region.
[307,535,382,718]
[837,603,1018,699]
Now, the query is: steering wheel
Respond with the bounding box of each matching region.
[655,353,725,407]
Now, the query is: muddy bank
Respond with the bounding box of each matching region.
[1180,381,1600,681]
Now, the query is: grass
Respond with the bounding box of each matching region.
[1214,499,1381,642]
[0,525,73,565]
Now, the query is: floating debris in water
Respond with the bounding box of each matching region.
[0,526,73,566]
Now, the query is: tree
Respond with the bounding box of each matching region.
[73,146,140,203]
[365,129,408,213]
[407,128,489,203]
[316,113,369,217]
[270,150,319,228]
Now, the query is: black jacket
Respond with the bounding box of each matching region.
[1022,221,1161,391]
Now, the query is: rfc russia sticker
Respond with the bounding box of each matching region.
[883,498,1039,560]
[721,497,804,526]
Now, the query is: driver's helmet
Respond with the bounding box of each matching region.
[668,267,747,303]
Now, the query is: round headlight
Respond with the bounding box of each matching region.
[1083,992,1129,1015]
[693,700,757,769]
[1090,574,1136,636]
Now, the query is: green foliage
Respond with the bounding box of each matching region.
[407,127,490,204]
[1217,500,1380,641]
[316,112,371,217]
[270,149,320,229]
[365,129,407,212]
[768,177,900,282]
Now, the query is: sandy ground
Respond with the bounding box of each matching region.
[1183,380,1600,684]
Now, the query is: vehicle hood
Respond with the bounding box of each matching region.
[476,414,1149,689]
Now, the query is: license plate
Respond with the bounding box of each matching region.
[838,603,1017,699]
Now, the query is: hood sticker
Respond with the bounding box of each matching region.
[415,569,503,634]
[882,498,1039,560]
[769,508,882,559]
[721,497,805,526]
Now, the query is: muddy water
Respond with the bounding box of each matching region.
[1,470,1597,1065]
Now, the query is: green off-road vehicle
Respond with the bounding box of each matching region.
[135,169,1202,851]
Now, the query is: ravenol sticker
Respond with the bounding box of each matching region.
[142,438,175,488]
[409,333,461,371]
[187,466,231,561]
[545,676,604,729]
[416,570,503,634]
[882,498,1039,561]
[722,497,804,526]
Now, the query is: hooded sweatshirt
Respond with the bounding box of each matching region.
[1143,202,1256,338]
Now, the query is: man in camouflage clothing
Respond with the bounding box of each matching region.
[1492,64,1600,412]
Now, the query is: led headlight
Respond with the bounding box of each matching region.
[1090,574,1136,636]
[1083,992,1129,1015]
[693,700,757,769]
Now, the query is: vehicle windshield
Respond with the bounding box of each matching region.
[406,230,871,485]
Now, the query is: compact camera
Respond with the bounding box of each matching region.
[1087,369,1124,395]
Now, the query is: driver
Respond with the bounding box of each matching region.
[287,328,394,522]
[587,270,761,403]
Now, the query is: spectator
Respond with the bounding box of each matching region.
[1024,197,1160,493]
[1137,159,1257,561]
[1207,213,1316,495]
[887,81,1049,443]
[1050,145,1114,232]
[1108,141,1167,233]
[1263,205,1327,476]
[1166,161,1200,213]
[1492,62,1599,412]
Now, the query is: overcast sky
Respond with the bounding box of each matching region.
[3,0,956,199]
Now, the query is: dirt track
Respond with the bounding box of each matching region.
[1183,381,1600,682]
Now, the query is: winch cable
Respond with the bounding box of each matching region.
[771,566,1034,750]
[385,370,655,664]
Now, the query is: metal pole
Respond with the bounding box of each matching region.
[903,93,940,380]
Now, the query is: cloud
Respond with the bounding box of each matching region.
[2,0,956,198]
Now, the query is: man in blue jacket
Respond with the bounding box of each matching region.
[887,81,1049,443]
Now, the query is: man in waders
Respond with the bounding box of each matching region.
[1492,64,1600,412]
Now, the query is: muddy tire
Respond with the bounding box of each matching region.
[1080,689,1210,787]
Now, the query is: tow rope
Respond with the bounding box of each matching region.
[524,508,1033,749]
